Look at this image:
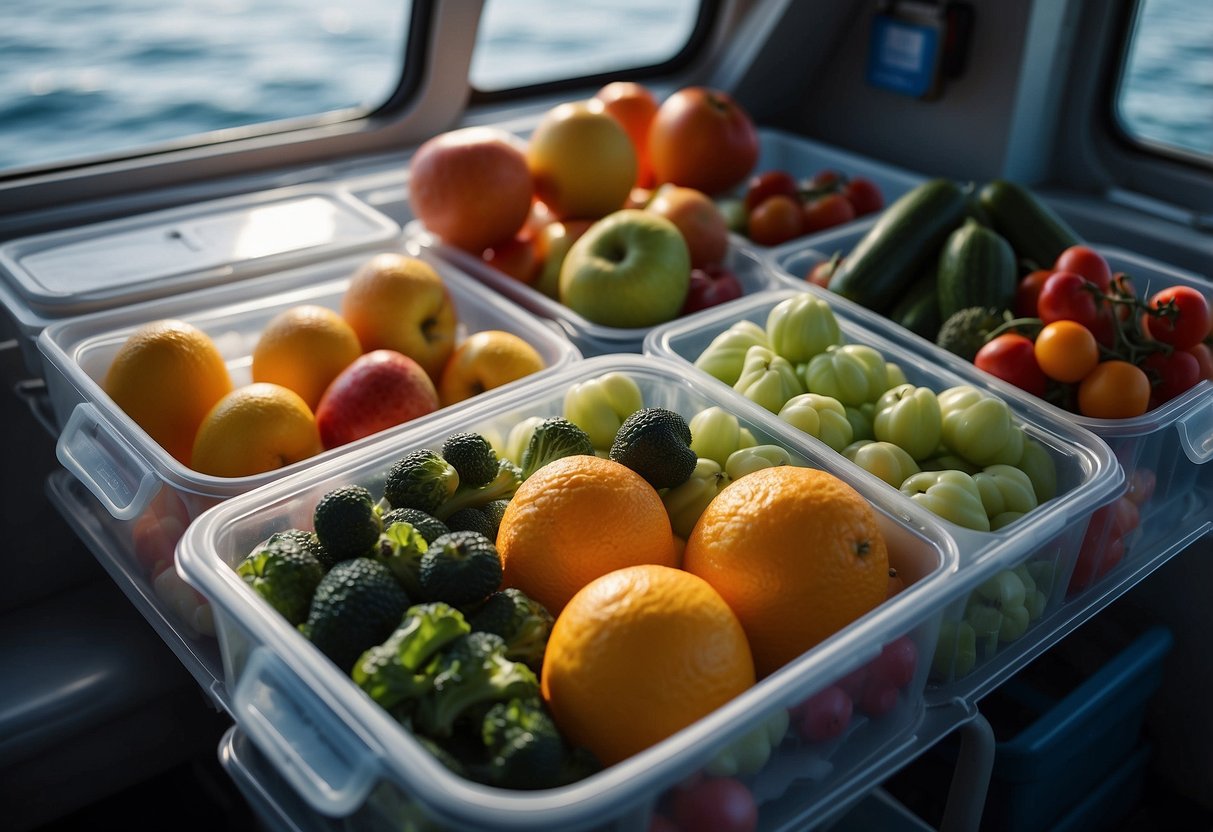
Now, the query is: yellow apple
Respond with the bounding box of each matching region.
[341,253,458,381]
[438,330,546,406]
[532,218,593,299]
[526,101,637,221]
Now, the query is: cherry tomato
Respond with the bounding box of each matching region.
[802,192,856,233]
[1126,467,1156,507]
[1034,320,1100,383]
[672,777,758,832]
[1188,342,1213,382]
[1114,493,1141,536]
[1054,245,1112,293]
[1037,270,1100,329]
[1109,273,1137,321]
[806,253,843,288]
[841,177,884,216]
[747,194,804,246]
[1088,308,1117,349]
[1071,502,1126,594]
[743,169,799,214]
[793,685,853,742]
[974,333,1049,398]
[1077,360,1151,418]
[1141,349,1202,406]
[1015,269,1052,318]
[807,168,843,190]
[1144,286,1212,351]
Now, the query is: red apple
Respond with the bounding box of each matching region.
[680,264,745,315]
[648,87,759,195]
[315,349,440,449]
[483,232,538,284]
[645,183,730,269]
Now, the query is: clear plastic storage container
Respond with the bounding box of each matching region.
[35,247,579,661]
[771,229,1213,609]
[177,354,968,831]
[644,290,1123,701]
[0,185,402,375]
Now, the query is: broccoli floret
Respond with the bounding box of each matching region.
[519,417,595,480]
[479,697,567,790]
[467,588,554,672]
[382,507,450,546]
[413,632,539,738]
[313,485,382,563]
[384,450,460,515]
[481,499,509,533]
[444,507,498,540]
[236,535,326,625]
[433,459,522,522]
[352,602,471,711]
[266,528,338,571]
[419,531,503,606]
[372,521,429,598]
[936,307,1008,362]
[300,558,411,673]
[608,407,697,489]
[441,432,500,489]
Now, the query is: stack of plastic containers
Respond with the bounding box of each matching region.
[769,224,1213,638]
[36,245,580,706]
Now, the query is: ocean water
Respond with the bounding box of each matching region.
[0,0,1208,173]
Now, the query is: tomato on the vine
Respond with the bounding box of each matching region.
[1035,320,1099,383]
[802,192,856,233]
[1141,349,1202,407]
[974,333,1049,397]
[1054,245,1112,293]
[1077,360,1151,418]
[842,177,884,216]
[1037,270,1101,328]
[806,253,843,288]
[1143,286,1212,351]
[743,170,798,214]
[1188,342,1213,382]
[747,194,803,246]
[1015,269,1052,318]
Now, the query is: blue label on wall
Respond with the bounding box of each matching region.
[866,14,941,98]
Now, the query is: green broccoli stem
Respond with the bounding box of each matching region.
[434,468,520,522]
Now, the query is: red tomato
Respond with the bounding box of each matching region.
[681,264,745,315]
[807,168,843,190]
[974,333,1049,398]
[1109,273,1137,321]
[802,192,856,233]
[1054,245,1112,293]
[793,685,853,742]
[1126,467,1157,507]
[747,194,804,246]
[1141,349,1202,407]
[806,253,843,288]
[1015,269,1052,318]
[1071,502,1126,594]
[671,777,758,832]
[1189,342,1213,382]
[1144,286,1212,351]
[1088,308,1117,349]
[743,169,799,214]
[1037,270,1100,329]
[841,177,884,215]
[648,87,760,195]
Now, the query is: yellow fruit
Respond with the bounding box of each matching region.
[541,564,754,766]
[103,319,234,464]
[437,330,546,406]
[683,466,889,677]
[251,305,362,411]
[190,383,323,477]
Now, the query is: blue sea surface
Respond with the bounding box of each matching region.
[0,0,1209,172]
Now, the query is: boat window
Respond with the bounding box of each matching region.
[1113,0,1213,163]
[0,1,413,174]
[470,0,704,93]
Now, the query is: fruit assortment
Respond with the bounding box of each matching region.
[101,251,547,477]
[727,167,885,247]
[410,82,758,327]
[228,368,934,808]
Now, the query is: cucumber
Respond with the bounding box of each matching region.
[828,179,968,314]
[936,218,1018,320]
[889,271,943,341]
[977,179,1082,270]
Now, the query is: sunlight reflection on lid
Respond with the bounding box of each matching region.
[226,198,339,259]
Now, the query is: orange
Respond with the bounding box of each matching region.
[190,383,323,477]
[592,81,659,188]
[103,318,234,464]
[683,466,889,677]
[541,564,754,766]
[251,305,362,411]
[497,455,678,615]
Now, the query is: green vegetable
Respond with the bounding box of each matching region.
[844,404,875,442]
[828,178,969,313]
[842,440,920,488]
[1014,437,1058,503]
[972,464,1039,520]
[413,631,539,738]
[479,696,568,789]
[900,470,991,531]
[372,521,429,598]
[384,449,460,516]
[778,393,853,452]
[872,384,943,461]
[935,306,1006,362]
[434,458,523,522]
[688,407,754,468]
[312,484,383,562]
[562,372,644,450]
[765,293,842,364]
[938,386,1024,467]
[704,708,789,777]
[481,499,510,537]
[444,507,498,540]
[608,407,697,490]
[802,344,889,406]
[352,602,471,711]
[519,417,594,480]
[977,179,1082,270]
[236,534,326,625]
[693,320,771,386]
[734,345,804,413]
[936,218,1018,320]
[266,528,337,571]
[889,271,943,341]
[301,558,412,672]
[467,587,554,672]
[724,444,792,480]
[419,531,503,607]
[441,432,500,489]
[381,507,450,545]
[662,458,728,539]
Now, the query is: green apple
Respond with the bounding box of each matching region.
[559,209,691,328]
[533,219,593,299]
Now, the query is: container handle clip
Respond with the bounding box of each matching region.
[56,402,160,521]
